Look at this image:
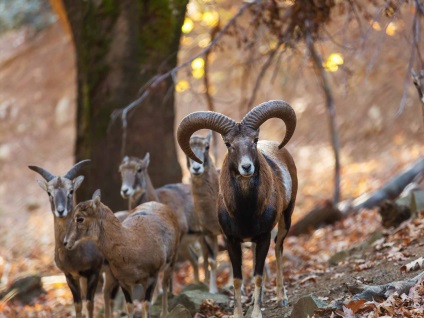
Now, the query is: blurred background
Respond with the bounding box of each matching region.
[0,0,423,316]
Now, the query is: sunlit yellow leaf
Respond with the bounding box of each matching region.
[191,57,204,70]
[324,53,344,72]
[192,68,204,79]
[181,36,193,46]
[386,22,397,36]
[372,21,381,31]
[198,37,210,48]
[175,80,190,92]
[182,18,194,34]
[202,11,219,27]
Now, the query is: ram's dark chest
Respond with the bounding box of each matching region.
[218,174,277,240]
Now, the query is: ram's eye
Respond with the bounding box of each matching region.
[48,192,52,197]
[225,143,231,148]
[69,190,74,195]
[137,168,142,173]
[76,217,84,224]
[254,138,259,144]
[205,146,209,150]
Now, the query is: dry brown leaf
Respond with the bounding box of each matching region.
[344,299,366,313]
[400,257,424,273]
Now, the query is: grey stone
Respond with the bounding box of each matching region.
[167,304,191,318]
[290,295,327,318]
[170,290,229,316]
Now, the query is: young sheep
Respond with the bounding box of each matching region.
[177,100,298,318]
[186,131,220,293]
[64,190,180,318]
[119,153,202,283]
[28,161,105,318]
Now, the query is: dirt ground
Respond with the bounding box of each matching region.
[0,19,423,317]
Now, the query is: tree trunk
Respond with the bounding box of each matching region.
[63,0,187,210]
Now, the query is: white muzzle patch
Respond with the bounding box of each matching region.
[238,156,255,177]
[121,185,134,198]
[190,162,205,176]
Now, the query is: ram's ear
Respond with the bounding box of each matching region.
[92,189,101,207]
[143,153,150,167]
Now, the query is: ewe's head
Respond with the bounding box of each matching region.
[187,131,213,176]
[28,160,90,218]
[178,100,296,178]
[119,154,150,199]
[64,189,101,250]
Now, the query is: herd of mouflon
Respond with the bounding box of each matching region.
[28,101,298,318]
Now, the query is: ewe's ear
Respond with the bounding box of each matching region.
[73,176,84,191]
[37,179,48,192]
[207,130,213,143]
[92,189,101,207]
[143,153,150,167]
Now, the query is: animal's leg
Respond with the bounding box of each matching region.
[86,271,100,318]
[226,236,243,318]
[103,267,119,318]
[201,236,211,284]
[120,283,134,318]
[275,199,295,307]
[142,278,157,318]
[207,234,218,294]
[160,267,173,318]
[251,233,271,318]
[66,274,82,318]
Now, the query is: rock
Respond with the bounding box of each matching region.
[328,250,349,266]
[167,304,191,318]
[290,295,327,318]
[150,292,175,317]
[170,284,229,316]
[180,282,209,293]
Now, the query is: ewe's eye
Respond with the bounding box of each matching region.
[69,190,74,195]
[225,143,231,148]
[48,192,52,197]
[254,138,259,144]
[205,146,209,150]
[137,167,142,173]
[76,217,84,224]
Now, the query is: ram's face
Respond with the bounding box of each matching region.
[223,126,259,178]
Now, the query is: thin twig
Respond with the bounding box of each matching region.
[305,22,341,204]
[204,24,220,161]
[398,7,419,115]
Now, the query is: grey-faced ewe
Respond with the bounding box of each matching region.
[28,161,114,318]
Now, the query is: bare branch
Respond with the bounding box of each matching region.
[246,39,283,111]
[305,22,341,204]
[397,7,419,115]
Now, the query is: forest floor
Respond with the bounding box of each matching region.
[0,22,424,317]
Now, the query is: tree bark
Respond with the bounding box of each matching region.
[63,0,187,210]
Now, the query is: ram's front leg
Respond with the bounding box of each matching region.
[226,236,243,318]
[251,233,271,318]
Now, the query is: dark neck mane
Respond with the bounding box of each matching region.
[220,151,273,218]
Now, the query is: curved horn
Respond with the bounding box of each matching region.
[241,100,296,149]
[28,165,55,182]
[177,111,236,163]
[64,159,91,180]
